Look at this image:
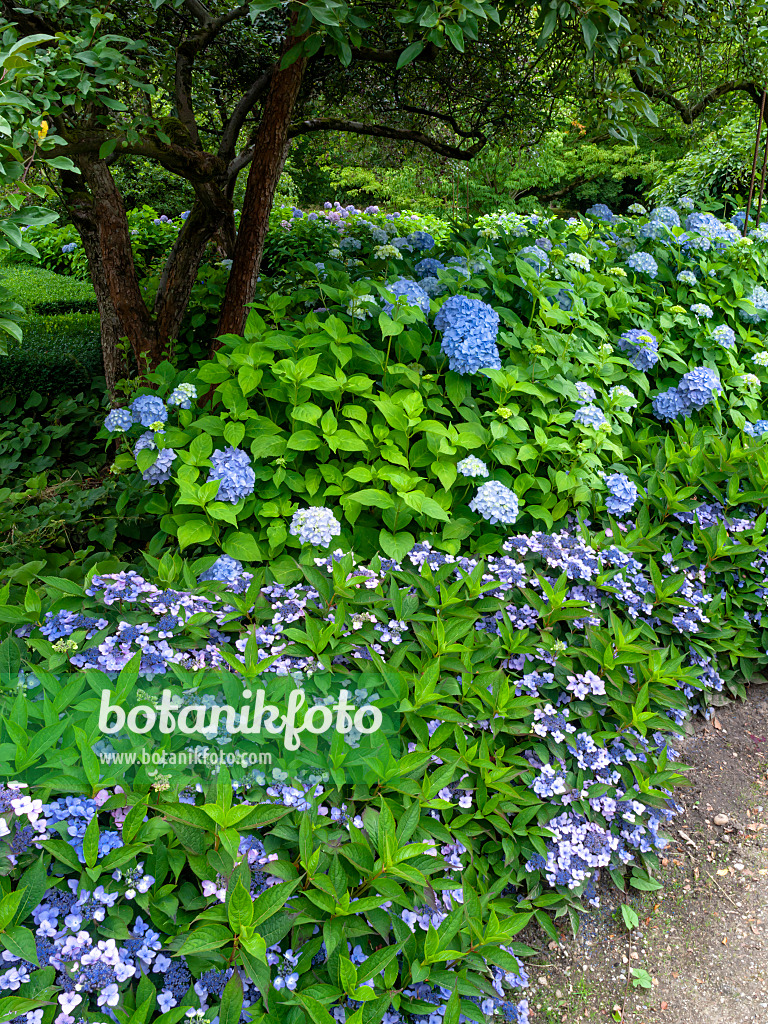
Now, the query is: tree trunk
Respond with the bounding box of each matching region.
[214,42,307,341]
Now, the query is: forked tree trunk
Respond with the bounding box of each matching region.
[215,42,308,341]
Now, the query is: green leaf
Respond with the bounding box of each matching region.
[1,926,38,966]
[228,880,253,933]
[396,41,424,69]
[178,518,213,549]
[178,925,233,955]
[218,968,244,1024]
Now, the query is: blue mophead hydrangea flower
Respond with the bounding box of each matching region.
[61,242,78,254]
[731,210,747,230]
[133,432,176,485]
[677,196,695,211]
[198,555,245,583]
[652,387,689,422]
[457,455,489,478]
[678,366,722,409]
[738,285,768,324]
[407,230,435,252]
[207,446,256,504]
[744,420,768,437]
[604,472,638,517]
[617,328,659,371]
[130,394,168,428]
[711,325,735,349]
[420,276,446,298]
[382,278,431,316]
[637,220,671,242]
[434,295,501,375]
[415,257,444,279]
[676,270,698,286]
[469,480,520,525]
[573,404,608,429]
[517,245,550,275]
[585,204,615,223]
[554,287,574,311]
[650,206,681,228]
[168,383,197,409]
[289,507,341,547]
[104,408,134,433]
[609,385,637,406]
[690,303,714,319]
[626,252,659,279]
[575,382,596,404]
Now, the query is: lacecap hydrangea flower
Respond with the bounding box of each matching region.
[690,303,713,319]
[738,285,768,324]
[457,455,489,478]
[603,472,638,517]
[712,325,735,349]
[382,278,431,316]
[289,507,341,547]
[617,328,659,371]
[573,404,608,429]
[130,394,168,428]
[206,446,256,503]
[626,252,659,279]
[469,480,520,526]
[434,295,501,375]
[104,408,134,433]
[676,270,697,286]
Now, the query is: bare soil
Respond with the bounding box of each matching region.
[526,684,768,1024]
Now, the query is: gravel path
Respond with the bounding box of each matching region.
[525,685,768,1024]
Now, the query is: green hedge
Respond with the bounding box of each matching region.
[0,264,97,315]
[0,311,103,395]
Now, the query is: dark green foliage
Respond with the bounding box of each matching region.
[0,312,103,396]
[0,263,97,314]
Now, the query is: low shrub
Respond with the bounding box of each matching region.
[0,264,97,314]
[0,312,103,396]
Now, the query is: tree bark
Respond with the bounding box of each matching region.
[214,38,308,341]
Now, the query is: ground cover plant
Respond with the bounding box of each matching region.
[3,197,768,1024]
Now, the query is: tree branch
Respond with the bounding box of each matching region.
[288,118,486,159]
[630,71,765,124]
[219,69,274,160]
[175,2,250,146]
[50,133,226,182]
[350,42,439,65]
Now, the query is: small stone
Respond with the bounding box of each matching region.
[555,990,562,998]
[538,976,548,986]
[714,813,730,826]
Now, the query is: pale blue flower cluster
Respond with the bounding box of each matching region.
[676,270,697,286]
[609,385,637,407]
[168,383,197,409]
[206,447,256,504]
[738,285,768,324]
[382,278,430,316]
[469,480,520,525]
[627,203,647,215]
[650,206,681,228]
[457,455,489,478]
[690,303,713,319]
[712,325,736,349]
[130,395,168,428]
[585,204,615,223]
[652,387,688,422]
[617,328,659,371]
[434,295,501,375]
[289,507,341,547]
[626,252,659,279]
[415,258,444,278]
[518,246,550,275]
[104,408,134,433]
[61,242,78,253]
[198,555,246,584]
[744,420,768,437]
[573,404,608,429]
[677,196,695,211]
[408,230,435,251]
[653,367,722,421]
[133,432,176,485]
[637,220,670,242]
[575,382,596,404]
[604,472,638,517]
